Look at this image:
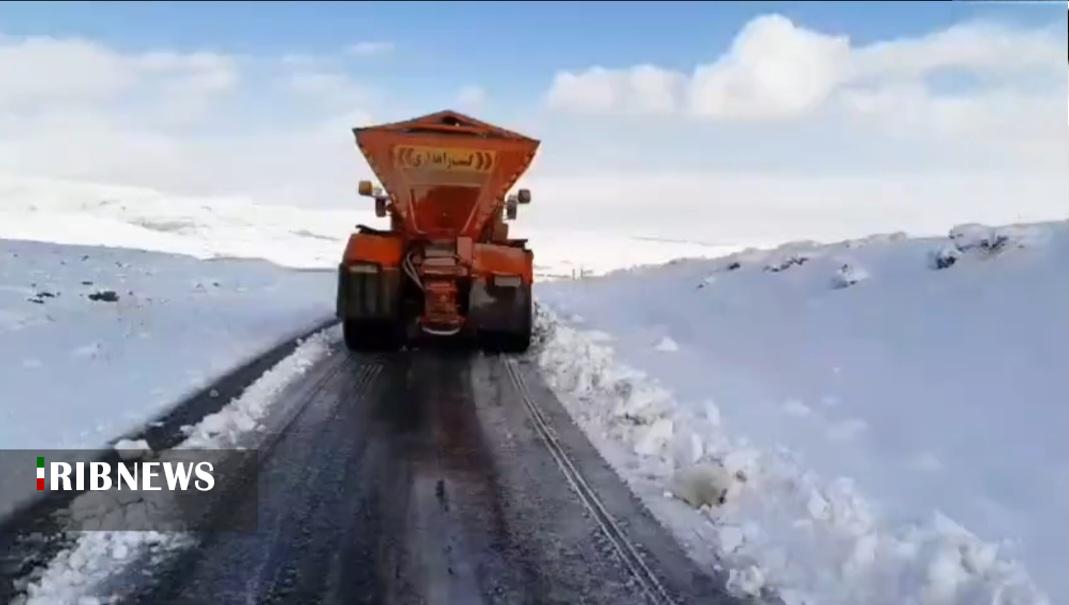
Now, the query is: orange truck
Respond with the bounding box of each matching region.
[336,110,540,351]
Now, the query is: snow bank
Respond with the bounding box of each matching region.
[14,328,337,605]
[535,220,1067,604]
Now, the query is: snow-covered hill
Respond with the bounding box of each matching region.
[0,174,735,276]
[536,221,1068,605]
[0,238,335,454]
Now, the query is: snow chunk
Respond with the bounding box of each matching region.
[112,439,150,461]
[634,417,675,457]
[727,565,766,597]
[670,462,742,509]
[831,262,869,289]
[929,244,962,270]
[718,525,745,553]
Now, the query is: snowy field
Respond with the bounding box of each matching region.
[536,221,1068,605]
[0,174,734,276]
[0,239,335,454]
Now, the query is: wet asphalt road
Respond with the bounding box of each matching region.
[123,345,739,605]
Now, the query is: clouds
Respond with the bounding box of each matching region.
[849,21,1063,82]
[689,15,850,119]
[0,31,385,203]
[284,69,370,111]
[547,65,684,115]
[0,10,1063,245]
[0,35,237,111]
[545,14,1065,134]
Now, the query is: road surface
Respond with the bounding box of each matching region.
[55,344,744,604]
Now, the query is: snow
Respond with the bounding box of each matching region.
[3,167,1064,603]
[0,174,358,269]
[111,439,151,461]
[535,220,1067,605]
[0,174,741,276]
[177,328,334,449]
[830,262,869,289]
[0,239,335,452]
[14,328,338,605]
[669,462,743,509]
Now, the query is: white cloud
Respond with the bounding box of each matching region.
[689,15,850,119]
[0,31,381,205]
[851,21,1064,82]
[547,64,684,115]
[0,36,134,105]
[0,35,237,116]
[0,18,1061,244]
[545,14,1064,131]
[281,69,373,114]
[456,84,487,107]
[345,41,394,57]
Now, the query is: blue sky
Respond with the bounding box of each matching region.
[0,1,1064,239]
[0,1,1057,54]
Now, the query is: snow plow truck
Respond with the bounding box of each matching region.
[336,110,540,352]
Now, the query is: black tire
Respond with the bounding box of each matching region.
[487,290,532,352]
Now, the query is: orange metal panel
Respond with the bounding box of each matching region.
[354,110,539,241]
[472,243,533,284]
[342,233,404,266]
[456,236,473,264]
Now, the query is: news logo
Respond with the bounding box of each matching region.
[7,449,258,532]
[34,455,215,492]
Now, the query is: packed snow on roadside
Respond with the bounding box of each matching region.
[535,220,1068,605]
[13,328,338,605]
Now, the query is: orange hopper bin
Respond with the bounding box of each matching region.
[337,110,541,352]
[354,111,539,240]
